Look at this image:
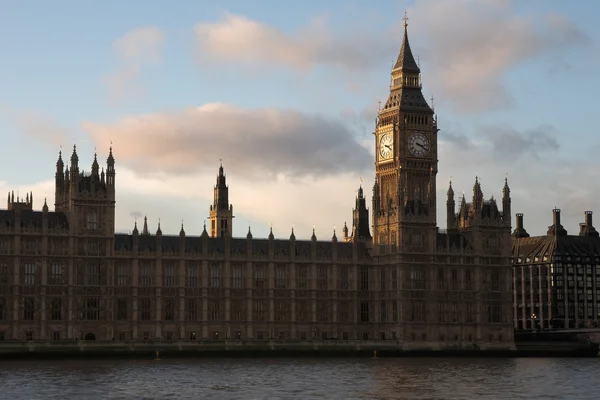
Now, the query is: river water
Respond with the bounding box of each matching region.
[0,357,598,399]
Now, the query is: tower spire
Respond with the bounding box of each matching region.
[393,11,420,74]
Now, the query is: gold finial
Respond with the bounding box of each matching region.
[403,10,409,28]
[360,177,364,185]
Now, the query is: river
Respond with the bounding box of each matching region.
[0,357,598,399]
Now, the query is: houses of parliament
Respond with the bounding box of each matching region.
[0,21,515,350]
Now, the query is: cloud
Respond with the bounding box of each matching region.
[104,26,165,102]
[191,3,590,114]
[193,12,395,73]
[0,108,71,147]
[81,103,372,181]
[406,0,591,113]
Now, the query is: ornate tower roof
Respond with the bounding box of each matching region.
[380,13,433,115]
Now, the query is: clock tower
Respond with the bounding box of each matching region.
[372,15,438,254]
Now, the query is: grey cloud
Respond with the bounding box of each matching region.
[482,124,559,161]
[82,104,372,181]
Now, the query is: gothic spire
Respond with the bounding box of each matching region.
[142,216,149,235]
[393,12,420,74]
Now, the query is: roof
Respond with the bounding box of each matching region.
[114,234,372,262]
[0,209,69,230]
[512,234,600,262]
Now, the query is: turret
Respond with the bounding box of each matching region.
[446,179,455,230]
[142,216,149,235]
[70,145,79,183]
[502,177,511,227]
[209,162,234,237]
[106,146,115,197]
[351,184,372,242]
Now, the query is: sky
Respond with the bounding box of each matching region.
[0,0,599,240]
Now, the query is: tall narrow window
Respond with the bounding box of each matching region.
[232,265,243,289]
[186,299,198,321]
[276,265,286,289]
[51,298,62,320]
[140,263,153,287]
[164,264,175,287]
[164,299,174,321]
[254,265,265,289]
[187,263,198,287]
[340,266,349,290]
[140,298,152,321]
[50,263,63,285]
[297,266,307,290]
[210,265,221,288]
[85,262,100,286]
[24,263,36,286]
[86,211,98,230]
[318,266,328,290]
[116,264,128,286]
[23,297,35,320]
[116,299,127,320]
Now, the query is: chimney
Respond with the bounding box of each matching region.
[547,208,568,236]
[553,208,561,226]
[579,211,599,238]
[512,213,530,238]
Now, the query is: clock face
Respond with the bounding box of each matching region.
[408,132,431,157]
[379,133,393,161]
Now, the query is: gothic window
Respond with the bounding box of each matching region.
[140,263,153,287]
[210,265,221,288]
[317,266,328,290]
[391,269,398,290]
[231,300,243,321]
[83,297,100,320]
[490,269,500,292]
[163,298,174,321]
[50,298,62,321]
[360,301,369,322]
[438,302,445,322]
[0,298,6,320]
[187,263,198,287]
[466,302,474,323]
[84,262,100,286]
[296,300,309,322]
[410,267,425,290]
[0,262,9,287]
[0,240,8,254]
[116,264,128,286]
[116,299,127,320]
[392,301,398,322]
[276,265,286,289]
[391,232,397,253]
[437,268,445,290]
[488,304,501,323]
[232,265,243,289]
[164,264,175,287]
[23,297,35,320]
[50,263,63,285]
[465,268,472,290]
[275,300,287,321]
[254,265,266,289]
[380,301,387,322]
[410,301,425,322]
[451,302,458,322]
[317,301,329,322]
[140,298,152,321]
[451,269,458,290]
[253,299,265,321]
[24,263,36,286]
[360,267,369,291]
[338,301,350,323]
[85,240,99,256]
[86,211,98,230]
[296,266,307,290]
[209,300,220,321]
[339,266,349,290]
[380,269,386,291]
[186,299,198,321]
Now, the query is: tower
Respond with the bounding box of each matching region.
[209,163,234,237]
[372,14,437,254]
[54,145,116,237]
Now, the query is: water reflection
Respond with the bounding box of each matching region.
[0,358,599,399]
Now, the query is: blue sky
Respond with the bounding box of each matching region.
[1,0,599,239]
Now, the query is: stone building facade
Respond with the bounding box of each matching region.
[0,21,515,350]
[512,209,600,330]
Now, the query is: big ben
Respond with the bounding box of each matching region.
[372,14,438,255]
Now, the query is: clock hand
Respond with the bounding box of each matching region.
[385,145,391,149]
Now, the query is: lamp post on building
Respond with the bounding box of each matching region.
[531,313,537,332]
